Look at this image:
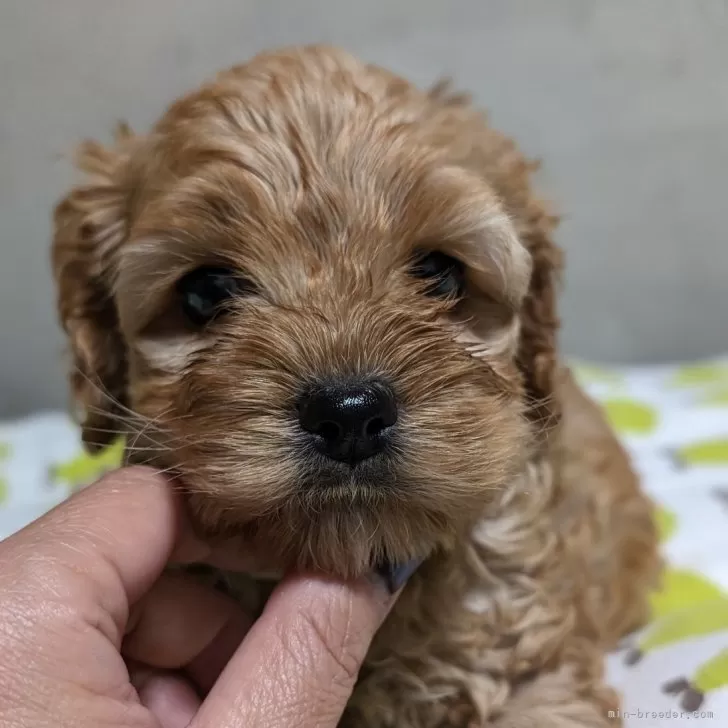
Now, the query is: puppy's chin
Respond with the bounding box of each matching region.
[185,478,467,579]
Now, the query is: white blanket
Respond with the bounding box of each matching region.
[2,358,728,727]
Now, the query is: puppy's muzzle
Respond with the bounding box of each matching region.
[297,378,398,465]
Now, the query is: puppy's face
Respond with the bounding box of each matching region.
[53,49,544,576]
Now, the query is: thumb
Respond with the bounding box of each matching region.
[192,573,396,728]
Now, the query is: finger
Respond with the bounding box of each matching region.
[0,467,191,645]
[192,574,395,728]
[124,572,252,692]
[131,666,201,728]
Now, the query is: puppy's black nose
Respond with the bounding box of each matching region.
[297,380,398,465]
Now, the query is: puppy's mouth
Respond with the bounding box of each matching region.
[297,454,400,498]
[189,461,442,581]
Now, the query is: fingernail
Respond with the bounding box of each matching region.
[375,558,423,594]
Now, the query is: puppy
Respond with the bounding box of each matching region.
[52,45,660,727]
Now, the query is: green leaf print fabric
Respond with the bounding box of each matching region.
[573,358,728,726]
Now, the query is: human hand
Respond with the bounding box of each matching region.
[0,467,401,727]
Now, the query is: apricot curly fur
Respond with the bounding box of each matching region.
[51,45,659,727]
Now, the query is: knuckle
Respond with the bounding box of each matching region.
[299,604,361,685]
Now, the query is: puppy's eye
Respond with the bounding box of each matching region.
[176,266,254,325]
[409,250,466,299]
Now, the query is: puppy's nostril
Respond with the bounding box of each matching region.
[316,420,342,442]
[365,417,387,437]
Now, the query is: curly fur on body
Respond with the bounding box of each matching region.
[51,45,660,727]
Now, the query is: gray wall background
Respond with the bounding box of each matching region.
[1,0,727,417]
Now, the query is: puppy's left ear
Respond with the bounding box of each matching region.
[448,166,562,439]
[513,202,563,435]
[430,83,563,437]
[52,125,139,450]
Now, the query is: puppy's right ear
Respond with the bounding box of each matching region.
[52,126,137,450]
